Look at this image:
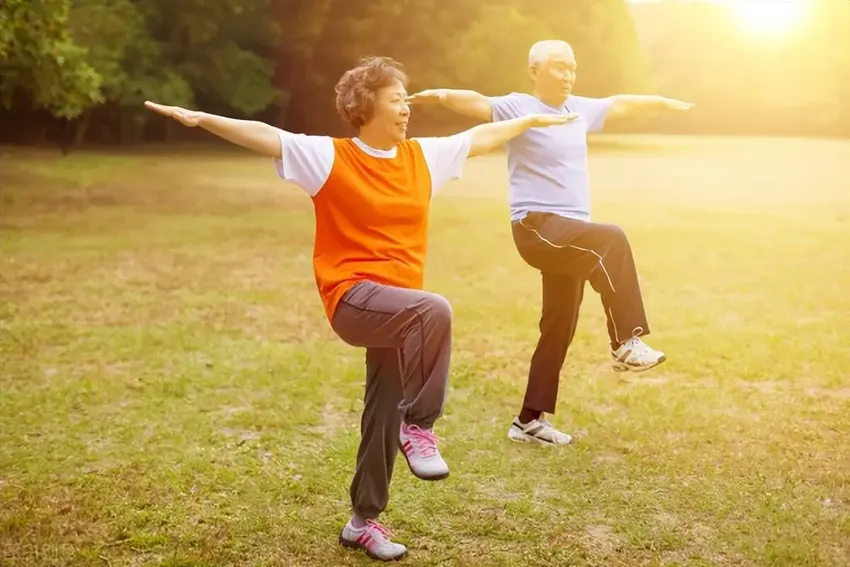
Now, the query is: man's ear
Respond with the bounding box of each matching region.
[528,64,539,81]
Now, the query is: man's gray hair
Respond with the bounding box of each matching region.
[528,40,573,67]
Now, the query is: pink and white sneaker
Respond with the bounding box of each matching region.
[398,424,450,481]
[339,518,407,561]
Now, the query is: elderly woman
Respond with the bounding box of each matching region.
[145,56,574,562]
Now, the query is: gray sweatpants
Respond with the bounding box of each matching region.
[331,280,453,520]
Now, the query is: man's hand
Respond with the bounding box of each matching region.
[144,101,203,127]
[527,113,580,127]
[662,98,694,111]
[608,95,694,120]
[408,89,493,122]
[407,89,448,105]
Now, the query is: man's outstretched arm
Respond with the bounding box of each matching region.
[144,101,282,158]
[462,112,578,157]
[408,89,494,123]
[606,95,694,121]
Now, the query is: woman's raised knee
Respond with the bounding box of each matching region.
[423,293,453,327]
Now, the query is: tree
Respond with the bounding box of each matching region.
[62,0,282,145]
[141,0,282,116]
[1,0,689,144]
[451,5,556,95]
[514,0,650,95]
[66,0,193,145]
[0,0,102,119]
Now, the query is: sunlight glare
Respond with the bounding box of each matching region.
[732,0,806,36]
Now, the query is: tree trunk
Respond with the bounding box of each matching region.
[59,119,71,156]
[120,112,132,145]
[278,0,336,132]
[73,111,91,147]
[36,123,48,145]
[165,118,176,142]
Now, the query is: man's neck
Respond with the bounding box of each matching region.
[533,90,568,109]
[357,128,396,151]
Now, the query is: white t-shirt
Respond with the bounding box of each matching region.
[273,132,473,197]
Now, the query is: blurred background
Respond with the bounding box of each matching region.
[1,0,849,150]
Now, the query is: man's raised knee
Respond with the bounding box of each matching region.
[598,224,630,250]
[602,223,627,240]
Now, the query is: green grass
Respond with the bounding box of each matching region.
[1,136,849,566]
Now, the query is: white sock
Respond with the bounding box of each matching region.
[350,515,367,530]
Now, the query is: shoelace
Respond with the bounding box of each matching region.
[621,337,652,356]
[365,519,391,539]
[537,419,568,440]
[404,425,439,458]
[355,520,393,549]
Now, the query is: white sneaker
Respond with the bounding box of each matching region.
[399,424,449,481]
[508,416,573,446]
[339,519,407,561]
[611,337,666,372]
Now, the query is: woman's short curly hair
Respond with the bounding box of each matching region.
[335,56,409,128]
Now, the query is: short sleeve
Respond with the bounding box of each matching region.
[487,92,526,123]
[570,96,613,133]
[273,131,334,196]
[415,133,473,196]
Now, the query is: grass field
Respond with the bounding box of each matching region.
[2,135,849,566]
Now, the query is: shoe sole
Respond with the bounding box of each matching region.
[612,355,666,373]
[507,429,572,446]
[398,443,450,481]
[339,535,407,562]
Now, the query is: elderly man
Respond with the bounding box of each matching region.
[409,40,692,447]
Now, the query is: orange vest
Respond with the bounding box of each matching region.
[311,138,432,322]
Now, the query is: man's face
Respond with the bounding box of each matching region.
[370,79,410,143]
[531,45,577,104]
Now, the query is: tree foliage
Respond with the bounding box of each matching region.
[1,0,847,145]
[0,0,102,118]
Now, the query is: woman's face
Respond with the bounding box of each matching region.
[367,79,411,143]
